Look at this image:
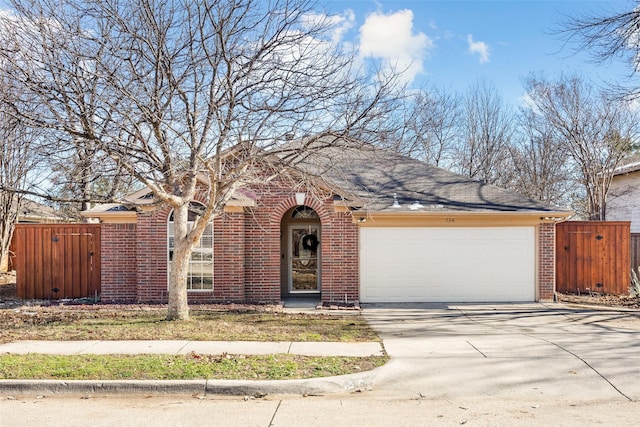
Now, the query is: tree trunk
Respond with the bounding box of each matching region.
[167,204,190,321]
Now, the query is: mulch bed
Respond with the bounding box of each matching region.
[556,293,640,309]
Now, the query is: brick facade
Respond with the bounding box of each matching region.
[98,183,359,304]
[97,183,558,304]
[100,223,137,302]
[538,222,556,301]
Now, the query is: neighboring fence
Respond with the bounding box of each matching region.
[632,234,640,272]
[556,221,631,295]
[11,224,101,299]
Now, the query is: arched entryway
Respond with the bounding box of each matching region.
[280,206,321,299]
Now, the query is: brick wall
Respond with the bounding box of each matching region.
[99,182,360,304]
[319,210,359,303]
[135,209,171,303]
[211,211,245,301]
[100,223,137,302]
[242,188,283,301]
[244,189,330,301]
[538,222,556,301]
[240,186,360,303]
[99,200,556,304]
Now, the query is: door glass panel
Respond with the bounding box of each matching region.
[291,226,319,291]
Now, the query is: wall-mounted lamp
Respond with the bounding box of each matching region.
[357,217,367,223]
[295,192,306,206]
[391,193,401,208]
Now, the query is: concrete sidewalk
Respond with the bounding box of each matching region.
[0,340,384,396]
[0,340,383,357]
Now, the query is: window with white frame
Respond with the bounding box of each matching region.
[168,204,213,291]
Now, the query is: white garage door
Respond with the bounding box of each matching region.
[360,227,535,302]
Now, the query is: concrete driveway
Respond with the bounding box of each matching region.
[362,303,640,402]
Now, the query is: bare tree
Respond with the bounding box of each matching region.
[0,69,43,272]
[558,2,640,99]
[0,0,398,320]
[510,106,575,207]
[402,85,461,168]
[523,74,638,220]
[453,79,514,186]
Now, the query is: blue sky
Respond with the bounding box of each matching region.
[0,0,630,106]
[321,0,631,105]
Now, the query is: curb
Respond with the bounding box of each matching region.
[0,379,206,395]
[0,370,377,396]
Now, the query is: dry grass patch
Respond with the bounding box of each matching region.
[0,305,379,343]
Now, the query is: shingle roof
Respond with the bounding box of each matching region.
[18,199,66,222]
[613,153,640,176]
[295,143,565,214]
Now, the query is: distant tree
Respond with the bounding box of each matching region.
[402,85,461,168]
[0,0,399,320]
[454,79,514,186]
[523,74,638,220]
[510,105,575,208]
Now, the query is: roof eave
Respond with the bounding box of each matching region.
[80,210,137,223]
[351,209,573,226]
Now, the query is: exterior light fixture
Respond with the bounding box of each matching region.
[391,193,401,208]
[295,192,306,206]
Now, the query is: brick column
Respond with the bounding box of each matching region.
[538,223,556,301]
[100,223,137,302]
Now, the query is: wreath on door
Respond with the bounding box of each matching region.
[301,234,319,251]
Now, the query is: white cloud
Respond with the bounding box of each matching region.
[302,10,355,45]
[358,9,432,85]
[467,34,490,63]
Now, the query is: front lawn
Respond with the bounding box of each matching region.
[0,305,379,343]
[0,304,386,380]
[0,353,387,380]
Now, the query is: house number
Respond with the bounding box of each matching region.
[445,218,455,223]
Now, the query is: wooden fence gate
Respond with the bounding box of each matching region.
[556,221,630,295]
[11,224,101,299]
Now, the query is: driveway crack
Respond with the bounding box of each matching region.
[455,307,633,402]
[466,340,487,357]
[529,335,633,402]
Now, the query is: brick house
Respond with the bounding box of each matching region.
[83,145,571,304]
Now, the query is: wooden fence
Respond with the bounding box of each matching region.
[556,221,630,295]
[11,224,101,299]
[632,234,640,273]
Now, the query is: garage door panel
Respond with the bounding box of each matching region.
[360,227,535,302]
